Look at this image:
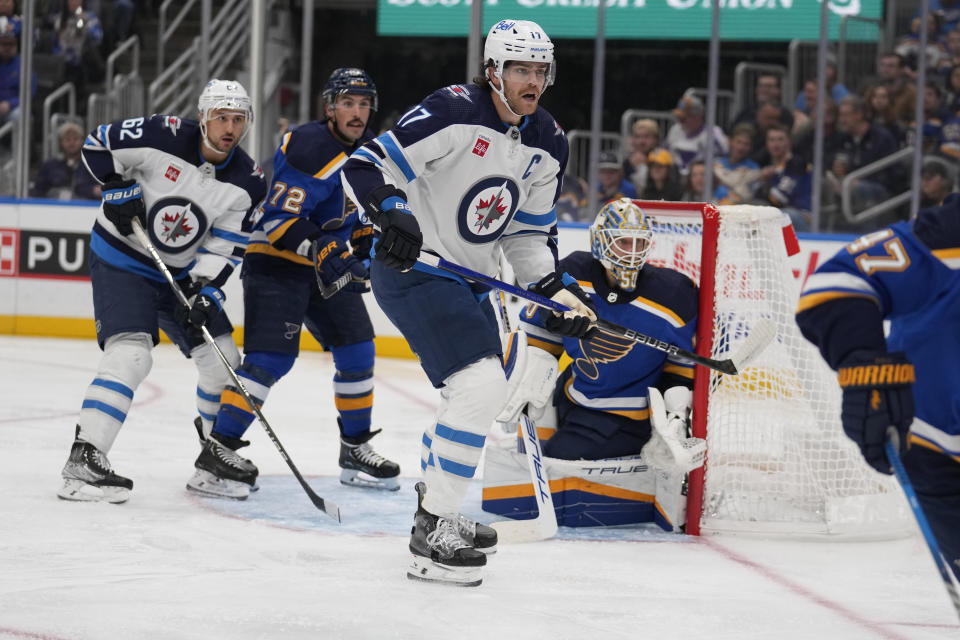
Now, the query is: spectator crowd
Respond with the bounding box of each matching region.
[559,7,960,234]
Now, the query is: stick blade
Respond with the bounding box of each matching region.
[729,317,776,373]
[492,514,556,543]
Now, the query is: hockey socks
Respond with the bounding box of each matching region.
[331,342,375,436]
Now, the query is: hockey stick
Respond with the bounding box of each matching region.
[131,219,341,522]
[417,253,775,375]
[492,413,558,543]
[309,240,362,299]
[885,430,960,621]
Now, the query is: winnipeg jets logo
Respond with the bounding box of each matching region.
[147,197,207,253]
[457,177,520,245]
[474,181,509,230]
[161,204,195,242]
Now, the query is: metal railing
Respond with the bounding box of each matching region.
[685,87,735,131]
[86,36,143,131]
[157,0,200,79]
[566,129,623,182]
[148,36,201,116]
[42,82,76,162]
[0,120,16,195]
[619,109,677,146]
[732,62,788,120]
[787,39,822,108]
[839,146,913,227]
[838,16,883,89]
[148,0,252,117]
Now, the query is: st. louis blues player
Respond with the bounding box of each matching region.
[57,80,266,503]
[796,195,960,581]
[511,198,698,461]
[342,19,596,586]
[192,68,400,500]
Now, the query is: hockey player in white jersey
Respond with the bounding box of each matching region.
[57,80,266,503]
[342,19,596,586]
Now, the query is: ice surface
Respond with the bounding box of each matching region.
[1,336,957,639]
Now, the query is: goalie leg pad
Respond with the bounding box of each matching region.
[78,332,154,453]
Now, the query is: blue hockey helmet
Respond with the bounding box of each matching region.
[322,68,378,111]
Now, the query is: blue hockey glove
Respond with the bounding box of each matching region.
[837,350,915,474]
[530,272,598,338]
[177,280,226,329]
[314,235,369,294]
[350,222,375,264]
[102,177,146,236]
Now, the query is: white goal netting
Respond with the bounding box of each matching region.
[639,201,909,538]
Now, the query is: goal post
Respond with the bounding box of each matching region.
[632,200,910,539]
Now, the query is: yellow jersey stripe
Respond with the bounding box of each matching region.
[314,152,347,180]
[796,290,878,314]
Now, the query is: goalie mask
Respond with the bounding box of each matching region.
[483,19,555,118]
[197,79,253,149]
[589,198,653,292]
[323,67,378,112]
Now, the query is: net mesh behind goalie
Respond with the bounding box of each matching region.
[636,201,909,538]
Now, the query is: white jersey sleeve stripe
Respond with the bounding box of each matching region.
[376,132,417,182]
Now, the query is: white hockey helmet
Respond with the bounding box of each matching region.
[484,19,556,87]
[589,198,654,292]
[197,79,253,144]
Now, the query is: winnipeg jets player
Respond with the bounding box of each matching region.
[57,80,266,503]
[192,68,400,501]
[342,19,596,586]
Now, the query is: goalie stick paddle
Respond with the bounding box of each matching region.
[491,414,558,543]
[131,220,341,522]
[885,431,960,622]
[417,254,775,375]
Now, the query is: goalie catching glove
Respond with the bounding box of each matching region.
[837,350,914,474]
[530,272,597,338]
[644,386,705,474]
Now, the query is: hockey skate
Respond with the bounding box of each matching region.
[338,420,400,491]
[455,513,498,555]
[407,482,487,587]
[57,432,133,504]
[187,430,259,500]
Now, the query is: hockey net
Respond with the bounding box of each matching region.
[635,201,909,539]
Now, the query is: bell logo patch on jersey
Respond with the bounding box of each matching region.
[164,164,181,182]
[472,136,490,158]
[456,177,520,245]
[147,197,208,253]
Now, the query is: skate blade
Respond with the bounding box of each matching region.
[339,468,400,491]
[186,469,250,500]
[57,478,130,504]
[406,555,482,587]
[476,544,497,555]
